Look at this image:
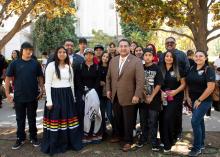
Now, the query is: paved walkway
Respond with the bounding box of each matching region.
[0,98,220,131]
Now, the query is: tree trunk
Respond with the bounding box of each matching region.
[0,1,38,51]
[193,33,208,52]
[190,0,209,52]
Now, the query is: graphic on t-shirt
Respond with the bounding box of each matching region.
[144,70,156,95]
[170,71,176,77]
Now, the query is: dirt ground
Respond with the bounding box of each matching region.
[0,128,219,157]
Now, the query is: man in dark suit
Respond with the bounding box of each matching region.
[106,39,144,151]
[46,39,84,69]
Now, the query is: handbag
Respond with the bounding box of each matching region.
[212,81,220,101]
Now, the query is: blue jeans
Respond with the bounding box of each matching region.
[191,100,212,151]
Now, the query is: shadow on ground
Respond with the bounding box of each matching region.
[0,128,219,157]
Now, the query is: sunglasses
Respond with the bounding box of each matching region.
[166,41,175,45]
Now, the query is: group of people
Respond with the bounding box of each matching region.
[3,36,218,157]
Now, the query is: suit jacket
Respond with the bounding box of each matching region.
[106,54,144,106]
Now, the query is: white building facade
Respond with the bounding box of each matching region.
[75,0,121,37]
[0,16,32,60]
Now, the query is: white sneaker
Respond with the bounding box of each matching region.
[164,149,171,154]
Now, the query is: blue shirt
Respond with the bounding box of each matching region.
[6,58,43,103]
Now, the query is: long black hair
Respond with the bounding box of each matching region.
[161,51,181,81]
[54,46,72,80]
[11,50,20,60]
[99,51,111,66]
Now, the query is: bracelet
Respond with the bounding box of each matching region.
[197,99,202,103]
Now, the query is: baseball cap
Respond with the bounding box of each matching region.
[84,48,95,55]
[94,44,104,51]
[143,48,154,55]
[21,42,33,49]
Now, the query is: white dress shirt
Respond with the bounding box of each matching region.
[76,51,85,59]
[119,54,129,75]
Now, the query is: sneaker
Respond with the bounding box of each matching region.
[12,139,25,150]
[136,141,144,148]
[152,146,160,151]
[30,139,40,147]
[159,143,164,148]
[163,149,171,154]
[177,133,183,141]
[82,136,92,144]
[188,146,205,150]
[188,149,201,157]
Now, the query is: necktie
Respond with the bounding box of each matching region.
[119,58,125,75]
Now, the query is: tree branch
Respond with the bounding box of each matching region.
[0,0,40,50]
[207,33,220,43]
[19,21,33,31]
[0,0,12,24]
[179,0,188,7]
[208,0,215,8]
[150,28,195,42]
[208,25,220,36]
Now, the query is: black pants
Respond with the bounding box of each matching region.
[174,102,183,139]
[76,92,85,137]
[0,79,3,105]
[15,101,38,141]
[100,96,108,135]
[139,103,159,146]
[113,96,135,144]
[160,98,182,150]
[133,105,138,130]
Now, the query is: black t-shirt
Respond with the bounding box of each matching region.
[186,65,215,102]
[0,54,8,77]
[144,64,163,111]
[161,67,185,99]
[6,58,43,103]
[99,65,108,82]
[189,58,196,67]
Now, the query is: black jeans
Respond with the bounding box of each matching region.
[113,96,135,144]
[15,101,38,141]
[139,103,159,146]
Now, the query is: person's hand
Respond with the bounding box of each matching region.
[37,90,44,100]
[6,94,13,103]
[146,95,153,104]
[161,91,167,101]
[186,96,192,107]
[166,90,176,97]
[107,91,112,99]
[194,100,201,109]
[46,104,53,110]
[132,96,139,104]
[100,81,105,86]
